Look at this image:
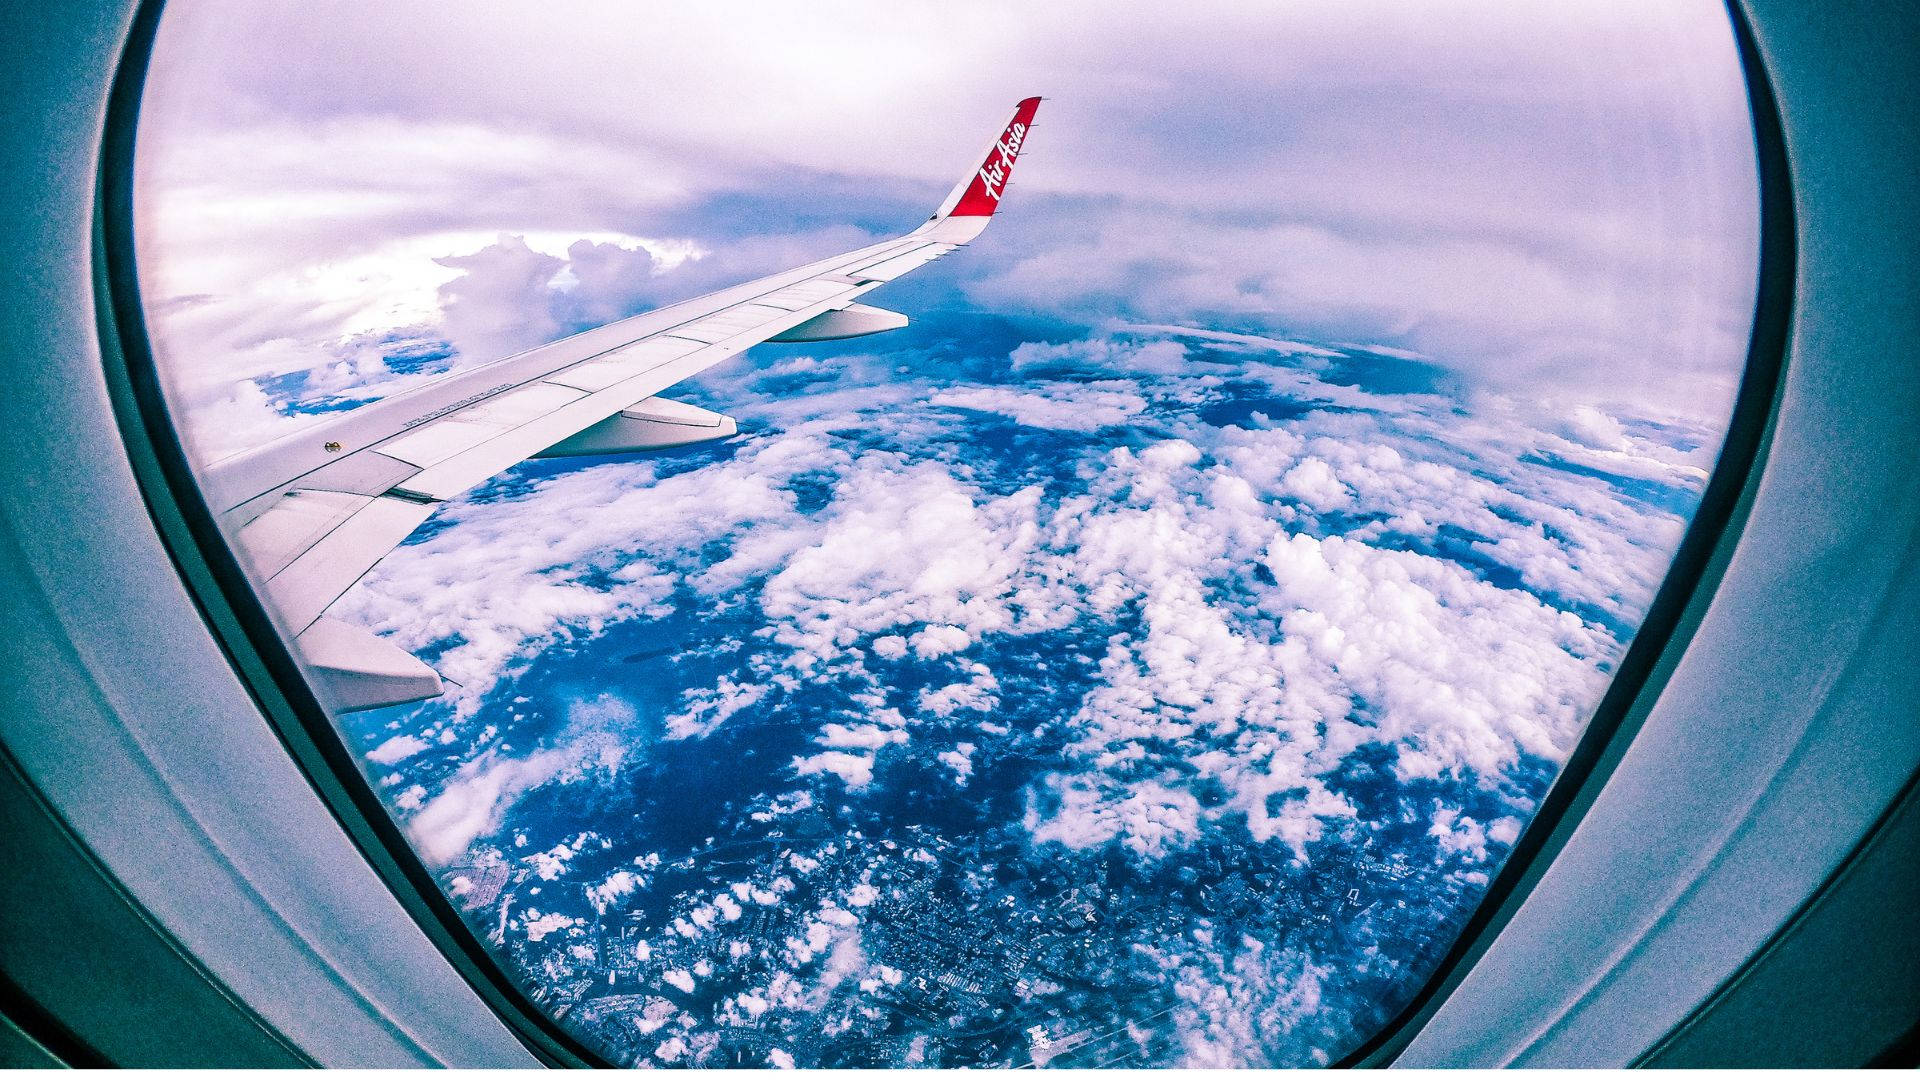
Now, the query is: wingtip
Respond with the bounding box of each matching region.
[934,96,1042,221]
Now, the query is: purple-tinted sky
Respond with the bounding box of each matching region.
[135,0,1758,460]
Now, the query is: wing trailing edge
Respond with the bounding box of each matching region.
[769,303,909,342]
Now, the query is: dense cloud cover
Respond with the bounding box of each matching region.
[131,0,1756,1066]
[339,325,1702,847]
[324,323,1715,1063]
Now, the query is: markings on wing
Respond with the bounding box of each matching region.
[230,245,956,637]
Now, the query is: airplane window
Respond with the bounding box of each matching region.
[130,1,1761,1067]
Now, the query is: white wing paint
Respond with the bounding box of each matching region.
[203,97,1043,711]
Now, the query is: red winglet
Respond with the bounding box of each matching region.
[940,96,1041,219]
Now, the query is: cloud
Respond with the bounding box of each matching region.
[135,0,1757,465]
[1560,403,1630,451]
[395,696,633,863]
[336,439,815,714]
[586,869,640,913]
[937,743,976,784]
[931,383,1149,431]
[141,0,1753,233]
[364,733,429,765]
[1278,457,1352,512]
[792,750,877,789]
[1009,336,1194,376]
[918,669,999,718]
[959,207,1751,410]
[338,322,1700,871]
[1161,939,1347,1067]
[1029,778,1207,861]
[522,910,577,943]
[407,746,574,865]
[1123,324,1342,358]
[1002,419,1619,857]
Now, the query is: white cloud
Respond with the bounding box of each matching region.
[930,384,1148,432]
[1428,806,1492,861]
[407,748,574,865]
[937,743,976,785]
[918,669,999,717]
[1157,938,1348,1066]
[399,702,631,864]
[1278,457,1352,512]
[586,870,639,913]
[1560,404,1630,451]
[365,733,429,765]
[341,326,1702,870]
[1009,337,1193,376]
[1030,778,1206,860]
[964,209,1750,411]
[792,751,876,789]
[336,443,812,714]
[908,624,974,659]
[1120,323,1342,359]
[528,833,599,881]
[523,910,576,943]
[817,723,907,751]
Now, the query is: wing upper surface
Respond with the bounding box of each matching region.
[203,98,1040,706]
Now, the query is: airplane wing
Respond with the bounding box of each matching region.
[201,96,1042,711]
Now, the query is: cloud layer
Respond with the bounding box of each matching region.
[135,0,1758,459]
[337,329,1698,869]
[321,323,1712,1063]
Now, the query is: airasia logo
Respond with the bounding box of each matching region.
[975,121,1027,201]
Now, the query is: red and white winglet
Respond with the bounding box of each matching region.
[917,96,1042,243]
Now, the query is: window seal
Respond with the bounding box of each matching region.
[1335,0,1797,1064]
[92,0,609,1067]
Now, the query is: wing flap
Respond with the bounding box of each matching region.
[235,488,379,580]
[375,418,511,470]
[297,616,444,712]
[533,397,737,458]
[262,494,438,633]
[690,303,794,334]
[664,323,739,346]
[459,381,589,426]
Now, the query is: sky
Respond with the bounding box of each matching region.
[133,0,1759,463]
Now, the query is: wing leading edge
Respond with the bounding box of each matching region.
[205,96,1042,711]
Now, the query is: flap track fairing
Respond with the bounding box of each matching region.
[768,302,909,342]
